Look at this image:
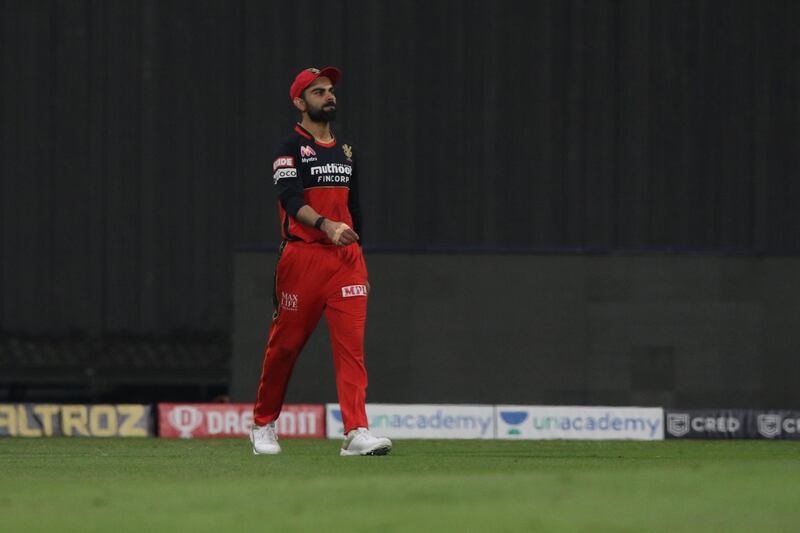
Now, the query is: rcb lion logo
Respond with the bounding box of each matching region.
[342,144,353,161]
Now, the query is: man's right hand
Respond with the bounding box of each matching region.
[321,219,359,246]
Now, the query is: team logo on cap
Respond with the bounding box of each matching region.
[307,68,320,74]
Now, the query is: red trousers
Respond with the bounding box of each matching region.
[253,241,370,433]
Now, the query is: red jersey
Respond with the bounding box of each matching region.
[271,124,362,244]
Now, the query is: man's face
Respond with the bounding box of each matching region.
[301,77,337,123]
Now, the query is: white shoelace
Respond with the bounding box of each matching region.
[255,424,278,441]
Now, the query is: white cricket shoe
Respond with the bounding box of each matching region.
[340,427,392,456]
[250,422,281,455]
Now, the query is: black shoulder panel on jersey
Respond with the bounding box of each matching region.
[271,135,305,219]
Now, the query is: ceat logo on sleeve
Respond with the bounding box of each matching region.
[341,285,368,297]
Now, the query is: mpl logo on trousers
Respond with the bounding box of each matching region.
[341,285,367,298]
[158,404,324,438]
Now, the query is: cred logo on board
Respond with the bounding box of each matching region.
[666,413,740,437]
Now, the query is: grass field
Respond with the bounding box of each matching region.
[2,438,800,532]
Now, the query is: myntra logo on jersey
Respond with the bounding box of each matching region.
[496,405,664,440]
[300,145,317,162]
[311,163,352,184]
[158,403,325,438]
[325,403,495,439]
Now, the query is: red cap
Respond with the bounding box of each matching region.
[289,67,342,100]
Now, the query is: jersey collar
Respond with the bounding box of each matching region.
[294,123,337,148]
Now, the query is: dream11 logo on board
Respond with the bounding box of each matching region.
[499,411,529,436]
[169,406,203,438]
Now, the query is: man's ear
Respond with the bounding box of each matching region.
[293,97,306,112]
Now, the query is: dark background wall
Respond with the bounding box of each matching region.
[2,1,800,403]
[4,0,800,337]
[233,252,800,408]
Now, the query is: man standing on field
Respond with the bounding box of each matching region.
[250,66,391,457]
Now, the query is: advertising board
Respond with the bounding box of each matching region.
[496,405,664,440]
[325,403,495,439]
[665,409,800,440]
[0,403,152,437]
[158,403,324,438]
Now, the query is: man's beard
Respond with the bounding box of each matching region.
[306,102,337,123]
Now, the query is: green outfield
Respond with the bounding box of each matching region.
[2,438,799,532]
